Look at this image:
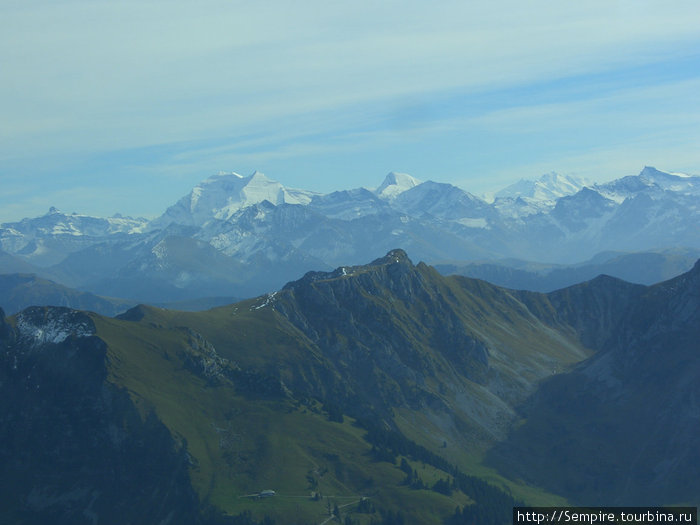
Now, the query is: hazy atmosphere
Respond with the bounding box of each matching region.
[2,0,699,221]
[2,4,700,524]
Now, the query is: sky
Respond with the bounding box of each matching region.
[1,0,700,222]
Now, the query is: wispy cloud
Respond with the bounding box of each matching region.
[1,1,699,219]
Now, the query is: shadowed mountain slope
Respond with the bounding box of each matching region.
[0,307,200,525]
[489,260,700,505]
[1,250,698,522]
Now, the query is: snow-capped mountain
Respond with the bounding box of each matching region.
[595,166,700,203]
[499,168,700,262]
[493,172,590,219]
[636,165,700,193]
[495,172,588,201]
[392,180,494,224]
[1,207,145,241]
[374,171,422,200]
[0,207,147,266]
[308,188,392,220]
[549,187,618,234]
[1,166,698,302]
[149,171,318,229]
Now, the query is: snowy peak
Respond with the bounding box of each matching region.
[308,188,388,220]
[193,171,286,216]
[151,171,316,228]
[596,166,700,202]
[393,180,491,222]
[234,171,286,209]
[1,208,146,237]
[637,166,700,193]
[639,166,677,182]
[375,172,422,200]
[15,306,95,348]
[495,172,588,202]
[2,165,698,290]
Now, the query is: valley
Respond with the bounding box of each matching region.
[2,249,698,523]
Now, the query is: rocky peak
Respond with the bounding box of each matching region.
[369,248,412,266]
[639,166,665,180]
[284,249,416,291]
[375,172,422,200]
[149,170,317,230]
[14,306,95,349]
[551,187,616,229]
[273,249,495,426]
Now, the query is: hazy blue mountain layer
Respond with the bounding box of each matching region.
[1,166,698,304]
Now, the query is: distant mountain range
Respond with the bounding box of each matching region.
[436,248,700,292]
[0,273,132,316]
[494,171,591,203]
[1,166,698,304]
[2,250,698,523]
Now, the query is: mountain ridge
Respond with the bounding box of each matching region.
[1,166,698,304]
[1,250,699,522]
[0,273,133,316]
[435,248,700,292]
[488,257,700,505]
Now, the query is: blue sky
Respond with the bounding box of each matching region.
[1,0,699,221]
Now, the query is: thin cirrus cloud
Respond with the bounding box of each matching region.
[1,0,699,220]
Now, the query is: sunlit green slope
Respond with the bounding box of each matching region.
[87,249,589,522]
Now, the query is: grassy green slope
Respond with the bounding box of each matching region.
[271,255,590,450]
[90,250,591,521]
[94,308,475,524]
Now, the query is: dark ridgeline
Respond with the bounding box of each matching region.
[489,260,700,505]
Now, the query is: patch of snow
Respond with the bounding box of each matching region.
[16,309,95,347]
[668,170,692,178]
[254,207,268,221]
[493,196,553,219]
[251,291,277,310]
[151,241,167,259]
